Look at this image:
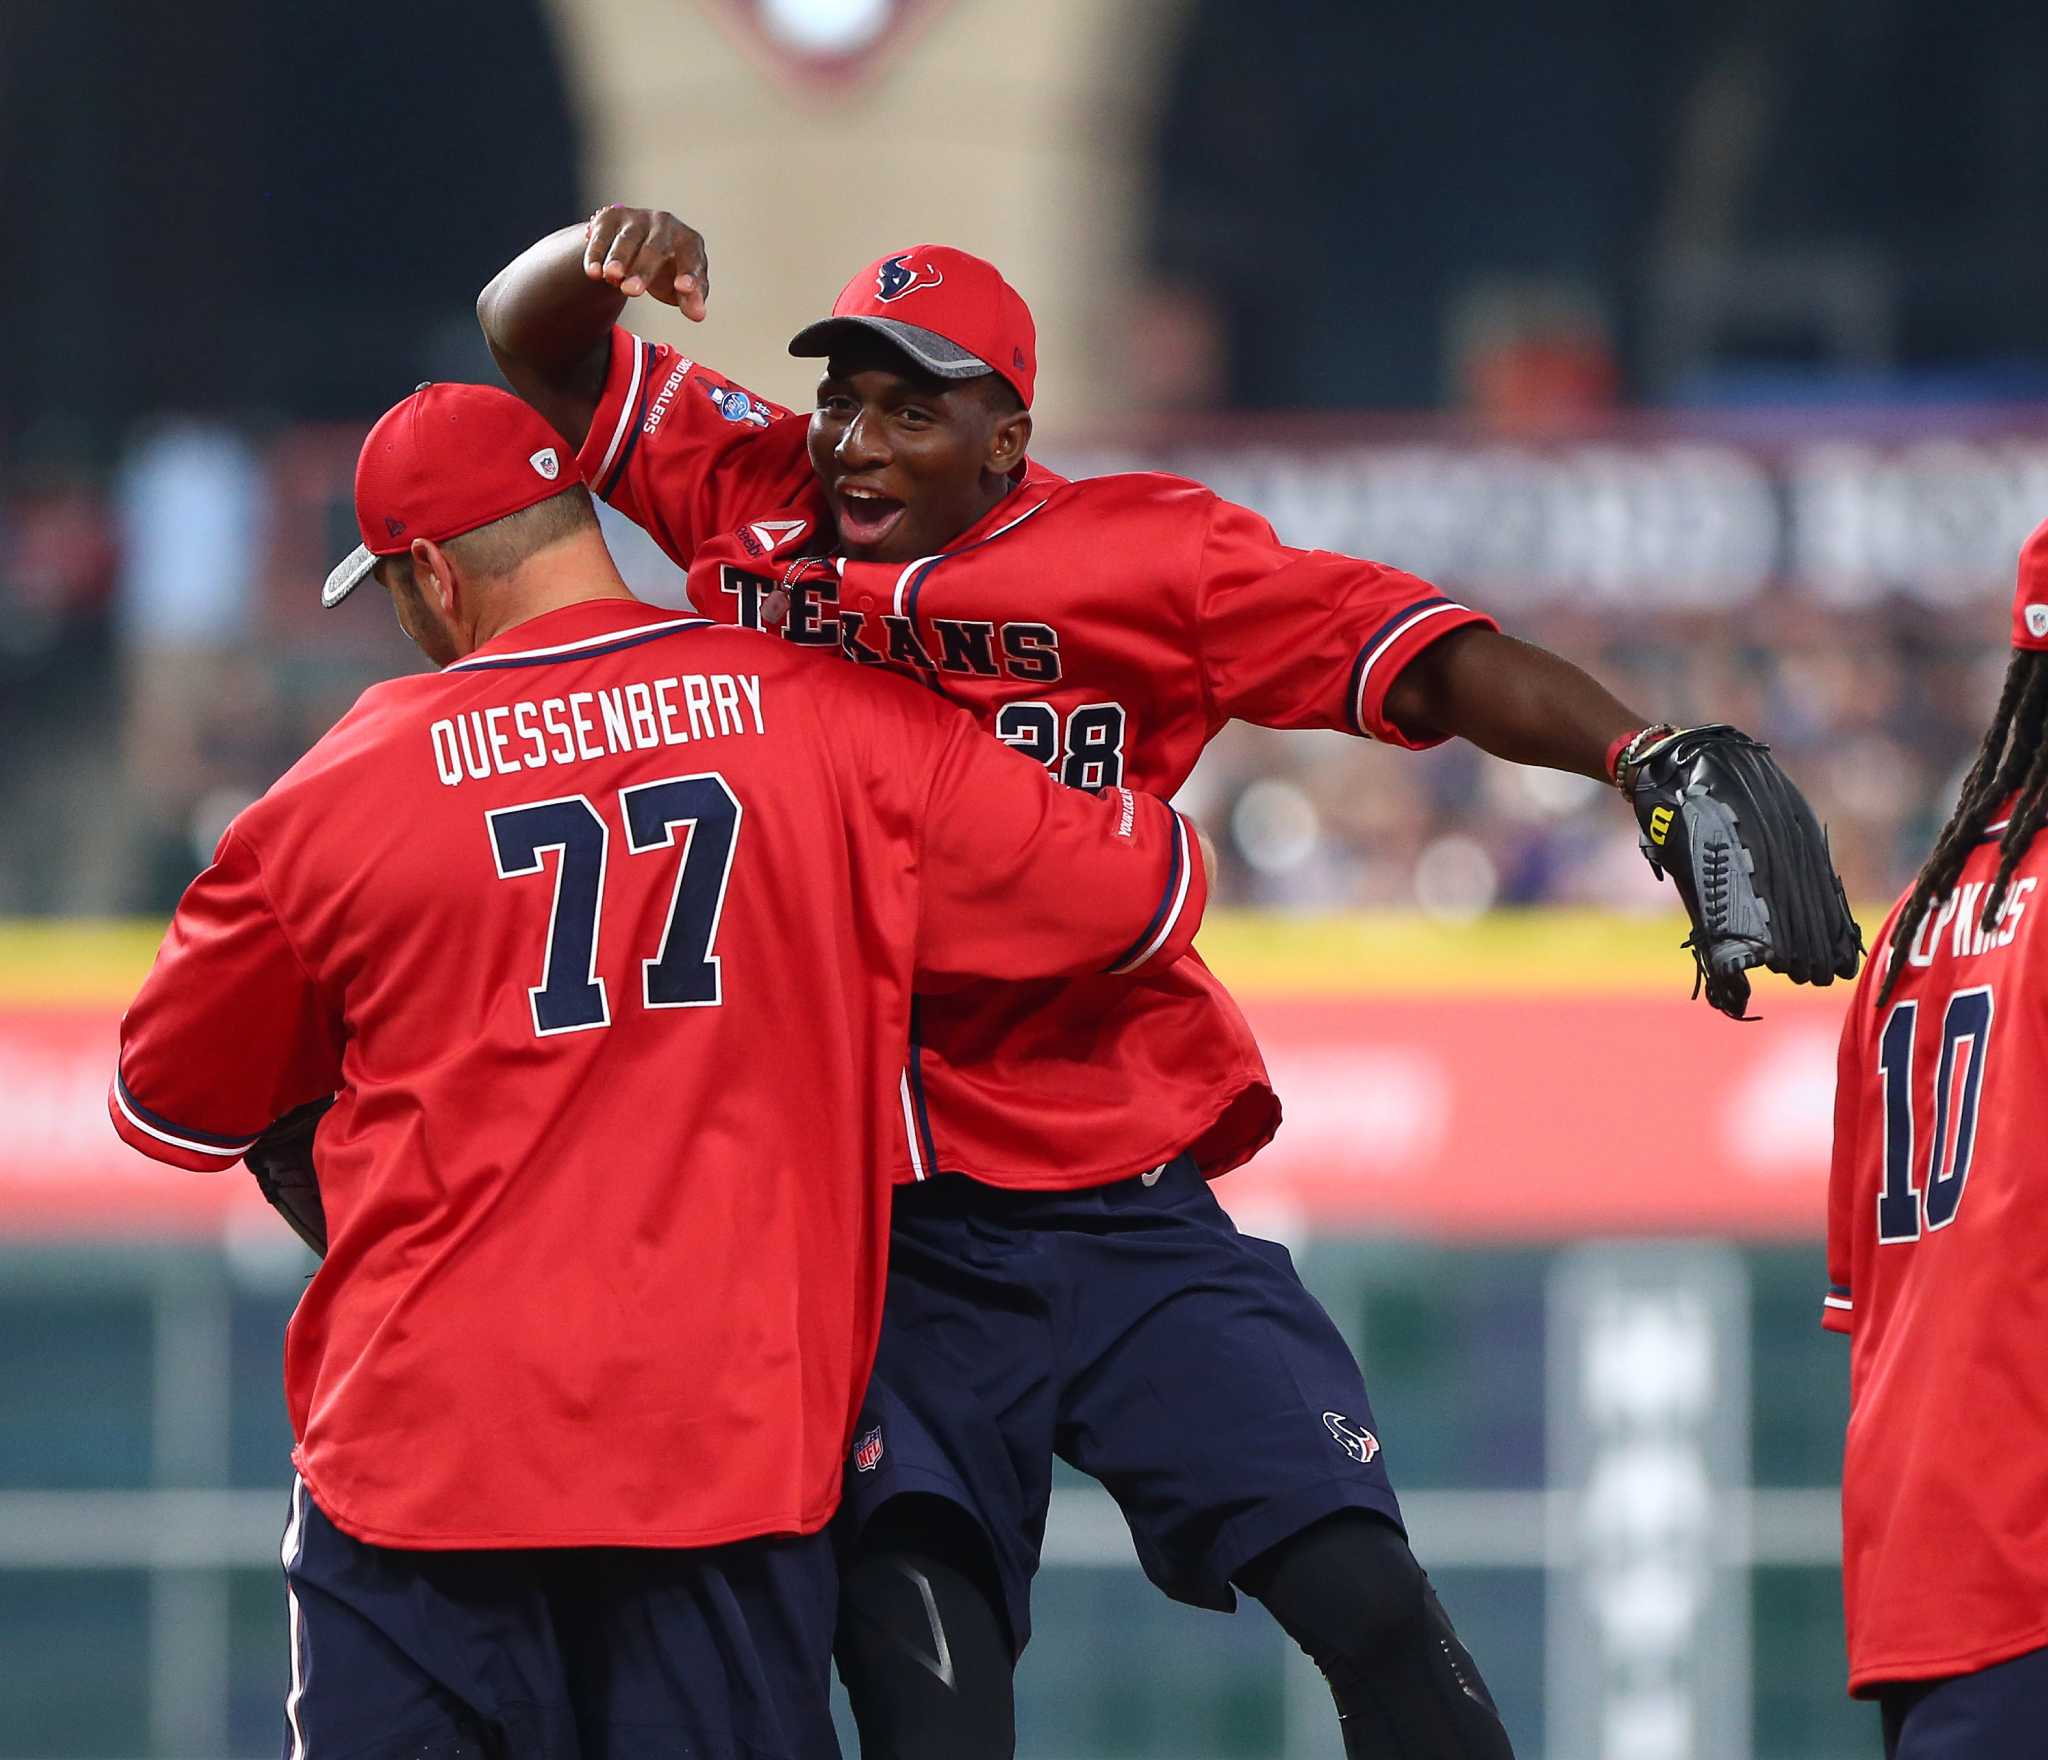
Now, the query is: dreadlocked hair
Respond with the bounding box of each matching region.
[1880,648,2048,1005]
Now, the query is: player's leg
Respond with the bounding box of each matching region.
[564,1530,841,1760]
[1234,1510,1512,1759]
[836,1494,1018,1760]
[278,1475,576,1759]
[829,1180,1062,1759]
[1050,1156,1516,1758]
[1876,1643,2048,1760]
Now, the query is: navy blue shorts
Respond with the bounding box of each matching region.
[278,1478,839,1760]
[1880,1643,2048,1759]
[838,1154,1403,1653]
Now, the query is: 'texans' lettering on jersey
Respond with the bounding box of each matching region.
[718,565,1063,685]
[429,673,765,788]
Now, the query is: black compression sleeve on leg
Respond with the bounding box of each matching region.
[835,1495,1017,1760]
[1236,1510,1515,1760]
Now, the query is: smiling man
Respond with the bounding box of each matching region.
[478,207,1851,1760]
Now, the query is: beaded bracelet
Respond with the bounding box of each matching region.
[1608,722,1677,792]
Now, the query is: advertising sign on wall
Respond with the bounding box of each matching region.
[0,918,1850,1241]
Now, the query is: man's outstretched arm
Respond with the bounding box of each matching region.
[477,207,709,448]
[1382,626,1645,780]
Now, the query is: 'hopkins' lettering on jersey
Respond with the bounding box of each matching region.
[428,673,765,788]
[717,565,1064,684]
[1904,875,2036,965]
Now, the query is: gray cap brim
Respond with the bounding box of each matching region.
[788,315,993,381]
[321,544,379,610]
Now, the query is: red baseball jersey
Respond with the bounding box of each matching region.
[1825,812,2048,1692]
[111,598,1204,1550]
[577,328,1496,1190]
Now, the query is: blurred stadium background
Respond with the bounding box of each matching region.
[3,0,2039,1753]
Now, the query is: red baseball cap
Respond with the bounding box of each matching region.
[788,246,1037,407]
[2015,517,2048,652]
[322,382,576,608]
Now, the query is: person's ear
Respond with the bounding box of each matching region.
[410,538,458,621]
[987,406,1032,476]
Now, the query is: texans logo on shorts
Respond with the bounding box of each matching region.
[876,253,943,303]
[853,1426,886,1473]
[1323,1410,1380,1465]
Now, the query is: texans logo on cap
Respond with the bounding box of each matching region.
[876,253,944,303]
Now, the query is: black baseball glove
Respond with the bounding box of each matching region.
[1627,725,1862,1019]
[244,1095,333,1256]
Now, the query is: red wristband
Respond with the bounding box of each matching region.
[1604,728,1638,789]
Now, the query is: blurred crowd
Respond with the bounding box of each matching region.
[0,420,2000,921]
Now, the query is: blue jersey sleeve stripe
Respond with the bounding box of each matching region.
[1344,596,1455,734]
[597,340,659,502]
[1105,808,1188,974]
[904,556,947,627]
[113,1072,263,1156]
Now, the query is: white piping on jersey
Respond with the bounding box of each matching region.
[890,556,935,617]
[590,341,647,492]
[1986,818,2012,836]
[898,1070,927,1181]
[1109,813,1195,975]
[889,496,1052,618]
[1822,1293,1853,1311]
[282,1476,310,1760]
[443,615,708,670]
[111,1082,256,1159]
[1354,601,1472,735]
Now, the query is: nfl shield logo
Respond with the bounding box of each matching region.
[707,0,949,91]
[853,1425,885,1473]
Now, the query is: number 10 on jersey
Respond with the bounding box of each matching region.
[1876,985,1995,1242]
[487,772,741,1038]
